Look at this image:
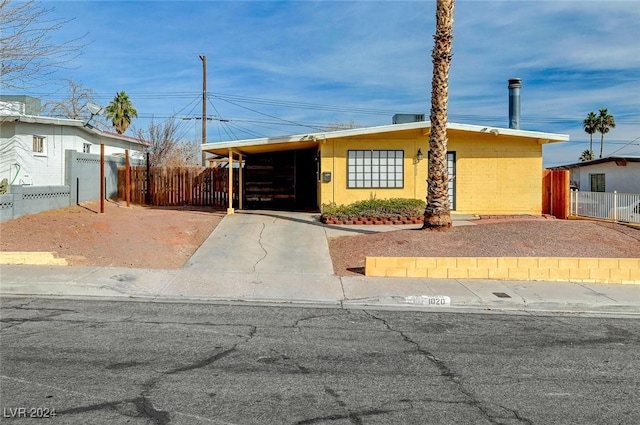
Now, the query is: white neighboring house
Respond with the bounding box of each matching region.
[552,156,640,194]
[0,113,146,186]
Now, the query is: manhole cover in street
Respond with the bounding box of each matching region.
[492,292,512,299]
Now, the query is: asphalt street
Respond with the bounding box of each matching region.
[1,297,638,424]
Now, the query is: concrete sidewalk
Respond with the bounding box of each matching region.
[1,211,639,315]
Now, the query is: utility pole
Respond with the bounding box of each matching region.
[199,55,207,166]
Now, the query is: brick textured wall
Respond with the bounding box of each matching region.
[319,128,545,215]
[365,256,640,284]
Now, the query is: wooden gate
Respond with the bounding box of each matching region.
[118,166,239,207]
[542,169,570,219]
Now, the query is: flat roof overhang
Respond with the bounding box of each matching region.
[202,121,570,157]
[204,139,319,157]
[550,156,640,170]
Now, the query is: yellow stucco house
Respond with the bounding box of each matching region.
[202,120,569,216]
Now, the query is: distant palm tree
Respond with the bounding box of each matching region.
[579,149,594,162]
[423,0,455,230]
[582,111,598,156]
[596,108,615,158]
[105,91,138,134]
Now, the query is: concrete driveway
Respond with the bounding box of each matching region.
[185,210,335,274]
[181,210,472,274]
[160,210,477,302]
[166,211,344,302]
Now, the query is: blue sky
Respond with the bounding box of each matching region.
[12,0,640,167]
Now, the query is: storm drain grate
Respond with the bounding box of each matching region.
[492,292,512,299]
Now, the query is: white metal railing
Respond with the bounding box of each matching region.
[570,191,640,224]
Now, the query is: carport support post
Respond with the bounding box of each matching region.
[238,153,243,210]
[100,143,105,214]
[125,149,130,207]
[227,149,234,214]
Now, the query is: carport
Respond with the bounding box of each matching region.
[202,136,320,214]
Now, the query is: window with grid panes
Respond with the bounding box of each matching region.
[347,150,404,188]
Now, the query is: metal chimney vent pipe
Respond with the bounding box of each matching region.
[508,78,522,130]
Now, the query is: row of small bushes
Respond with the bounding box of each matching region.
[321,198,426,220]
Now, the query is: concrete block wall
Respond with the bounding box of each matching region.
[319,128,545,216]
[365,256,640,284]
[451,135,542,215]
[0,151,143,221]
[65,150,144,204]
[321,136,424,208]
[0,185,70,221]
[0,193,14,221]
[0,252,67,265]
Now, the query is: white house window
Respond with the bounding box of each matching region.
[83,143,91,153]
[33,135,45,154]
[347,150,404,188]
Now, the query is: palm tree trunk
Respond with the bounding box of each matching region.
[599,133,604,158]
[423,0,455,230]
[589,135,593,157]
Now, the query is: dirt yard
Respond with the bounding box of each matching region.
[2,204,638,273]
[0,201,224,269]
[328,218,640,275]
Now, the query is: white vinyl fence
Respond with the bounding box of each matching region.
[570,191,640,224]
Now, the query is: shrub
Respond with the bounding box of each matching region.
[321,198,425,219]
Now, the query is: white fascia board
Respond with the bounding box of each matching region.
[201,121,569,152]
[1,114,84,127]
[449,122,570,142]
[201,121,429,151]
[202,135,303,152]
[551,156,640,169]
[1,114,147,147]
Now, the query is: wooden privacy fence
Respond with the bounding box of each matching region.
[118,166,239,207]
[542,169,570,219]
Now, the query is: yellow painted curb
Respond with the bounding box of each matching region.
[365,256,640,285]
[0,252,68,266]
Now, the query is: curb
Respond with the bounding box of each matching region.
[0,252,67,266]
[2,291,639,316]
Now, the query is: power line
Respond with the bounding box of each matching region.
[607,135,640,156]
[210,94,327,132]
[224,121,267,139]
[208,92,396,116]
[15,88,640,124]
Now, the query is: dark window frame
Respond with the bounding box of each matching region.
[590,173,605,192]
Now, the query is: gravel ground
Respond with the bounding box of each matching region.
[328,219,640,276]
[0,201,223,268]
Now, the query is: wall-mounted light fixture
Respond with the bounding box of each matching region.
[416,148,424,161]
